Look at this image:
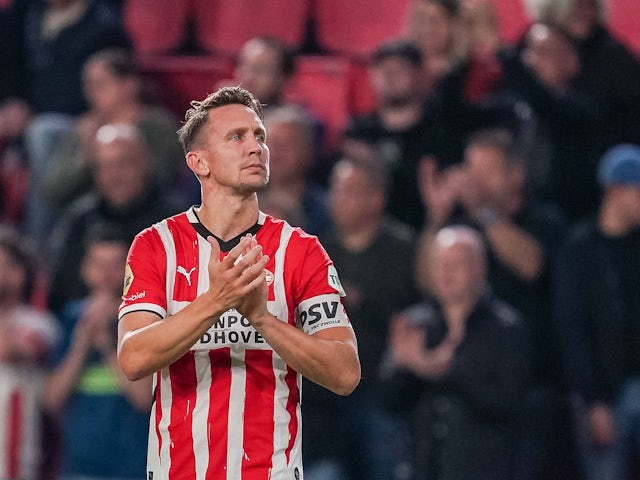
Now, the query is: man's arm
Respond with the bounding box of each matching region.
[255,318,359,396]
[117,235,268,381]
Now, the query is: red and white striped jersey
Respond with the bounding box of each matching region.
[119,208,351,480]
[0,306,58,480]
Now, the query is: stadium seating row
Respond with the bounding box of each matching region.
[140,53,374,151]
[124,0,640,58]
[132,0,640,151]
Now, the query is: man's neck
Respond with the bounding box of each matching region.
[197,190,261,241]
[338,220,380,252]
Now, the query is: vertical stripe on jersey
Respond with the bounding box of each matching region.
[284,366,300,464]
[192,351,211,480]
[242,350,276,478]
[148,372,163,472]
[205,349,232,480]
[272,221,302,470]
[273,222,293,325]
[226,349,247,479]
[168,352,198,479]
[7,390,21,479]
[155,220,177,315]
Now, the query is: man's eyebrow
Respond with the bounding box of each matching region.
[225,126,249,137]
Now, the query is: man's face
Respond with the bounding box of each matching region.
[82,61,136,116]
[0,248,24,303]
[328,162,384,230]
[406,0,454,56]
[429,241,484,305]
[523,24,579,91]
[81,241,129,294]
[370,57,419,107]
[264,121,309,184]
[464,145,510,206]
[197,104,270,194]
[94,138,149,208]
[616,185,640,227]
[236,40,286,105]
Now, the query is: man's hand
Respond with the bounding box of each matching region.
[205,234,270,318]
[588,403,616,447]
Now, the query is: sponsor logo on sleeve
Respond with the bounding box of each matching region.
[297,294,351,335]
[327,265,346,297]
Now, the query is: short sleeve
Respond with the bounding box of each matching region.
[118,229,168,320]
[289,234,351,335]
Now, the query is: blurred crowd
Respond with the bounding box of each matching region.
[1,0,640,479]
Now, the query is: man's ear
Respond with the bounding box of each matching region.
[186,150,210,177]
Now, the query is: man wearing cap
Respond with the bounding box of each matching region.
[554,143,640,480]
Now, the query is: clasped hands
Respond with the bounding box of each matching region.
[205,234,271,329]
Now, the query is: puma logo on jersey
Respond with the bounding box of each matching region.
[177,266,196,286]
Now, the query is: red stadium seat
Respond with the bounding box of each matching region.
[285,56,356,150]
[138,55,234,119]
[609,0,640,55]
[123,0,192,54]
[193,0,311,56]
[314,0,413,59]
[491,0,532,44]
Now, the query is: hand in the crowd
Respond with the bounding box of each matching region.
[588,403,616,447]
[206,234,269,321]
[390,313,455,379]
[76,114,103,159]
[418,157,459,227]
[0,98,31,141]
[74,292,120,356]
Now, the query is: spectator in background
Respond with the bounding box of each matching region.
[380,225,532,480]
[232,36,295,109]
[259,105,330,235]
[304,156,417,480]
[496,22,602,222]
[526,0,640,149]
[403,0,468,95]
[0,0,27,102]
[0,226,59,480]
[22,0,131,244]
[343,38,469,229]
[43,48,185,217]
[419,128,568,479]
[0,99,31,228]
[47,123,182,313]
[220,36,329,178]
[42,223,151,480]
[403,0,502,101]
[554,144,640,480]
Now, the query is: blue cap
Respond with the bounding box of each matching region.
[598,144,640,188]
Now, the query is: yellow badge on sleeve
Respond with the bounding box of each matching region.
[123,264,134,296]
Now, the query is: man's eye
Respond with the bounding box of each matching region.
[256,134,266,142]
[230,134,241,140]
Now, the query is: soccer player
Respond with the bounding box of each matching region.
[117,86,361,480]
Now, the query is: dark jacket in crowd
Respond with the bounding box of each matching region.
[23,0,131,114]
[47,189,182,312]
[554,222,640,405]
[380,293,533,480]
[574,25,640,149]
